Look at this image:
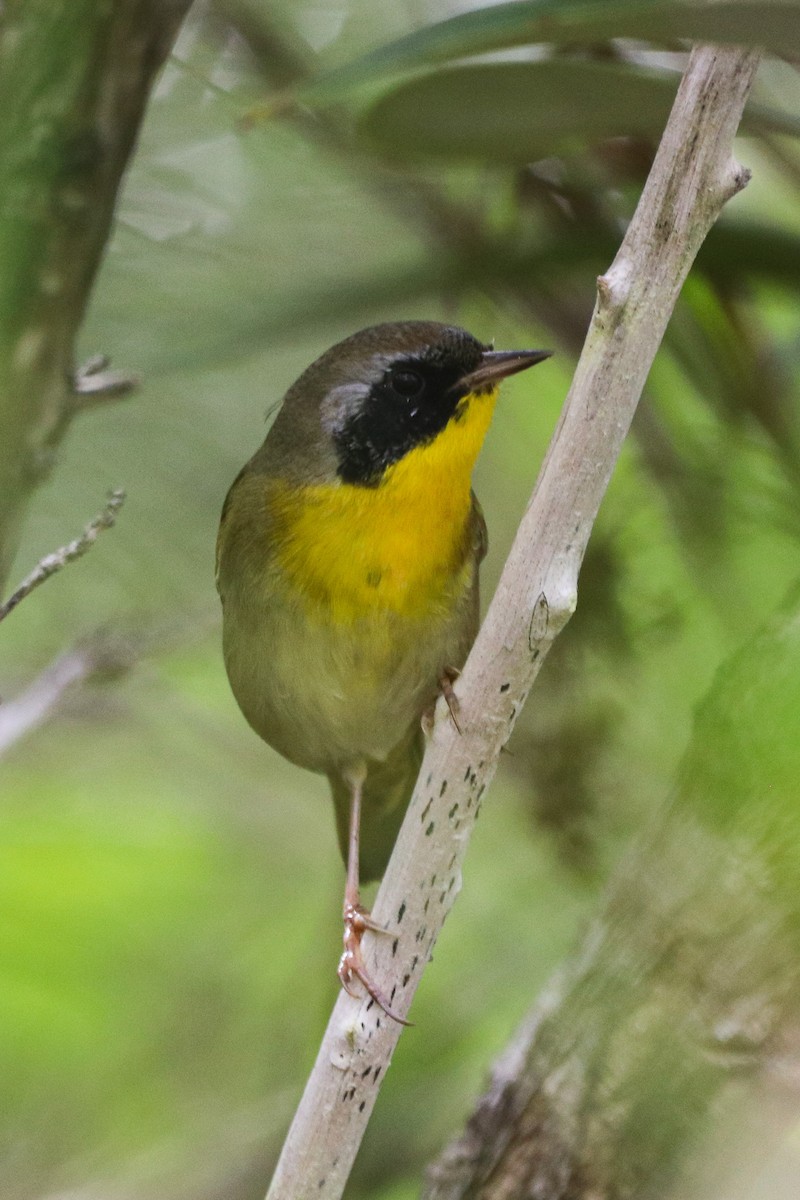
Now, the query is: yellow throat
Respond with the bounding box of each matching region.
[267,387,498,622]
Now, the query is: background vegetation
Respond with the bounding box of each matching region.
[2,2,800,1197]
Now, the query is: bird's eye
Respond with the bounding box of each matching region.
[389,369,425,399]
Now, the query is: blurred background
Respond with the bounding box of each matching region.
[2,1,800,1197]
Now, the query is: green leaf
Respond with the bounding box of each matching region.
[303,0,800,104]
[698,221,800,284]
[209,221,800,353]
[360,60,800,163]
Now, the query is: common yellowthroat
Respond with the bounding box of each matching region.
[216,321,549,1020]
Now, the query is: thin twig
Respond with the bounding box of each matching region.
[264,43,761,1200]
[0,489,126,624]
[71,354,140,412]
[0,644,103,757]
[0,615,216,759]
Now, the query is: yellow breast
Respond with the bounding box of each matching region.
[266,388,497,622]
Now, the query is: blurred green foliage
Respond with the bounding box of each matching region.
[2,1,800,1197]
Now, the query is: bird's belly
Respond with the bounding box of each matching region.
[222,578,475,774]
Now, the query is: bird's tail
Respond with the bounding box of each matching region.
[329,725,424,883]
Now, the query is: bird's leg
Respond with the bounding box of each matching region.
[337,764,411,1026]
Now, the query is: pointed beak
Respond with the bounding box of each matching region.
[454,348,553,393]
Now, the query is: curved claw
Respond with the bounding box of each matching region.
[421,669,463,737]
[439,668,462,734]
[338,905,412,1026]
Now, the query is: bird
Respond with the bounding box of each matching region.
[215,320,550,1021]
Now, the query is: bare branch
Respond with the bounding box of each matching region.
[0,629,139,757]
[0,616,215,760]
[0,644,104,758]
[263,43,762,1200]
[71,354,140,412]
[0,489,125,624]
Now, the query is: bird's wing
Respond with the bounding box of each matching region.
[214,464,248,594]
[470,491,488,564]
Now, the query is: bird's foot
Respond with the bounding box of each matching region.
[338,902,411,1026]
[422,667,463,736]
[439,667,462,733]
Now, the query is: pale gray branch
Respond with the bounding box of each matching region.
[0,489,126,624]
[0,617,213,760]
[0,631,138,758]
[71,355,140,411]
[0,647,99,758]
[264,43,761,1200]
